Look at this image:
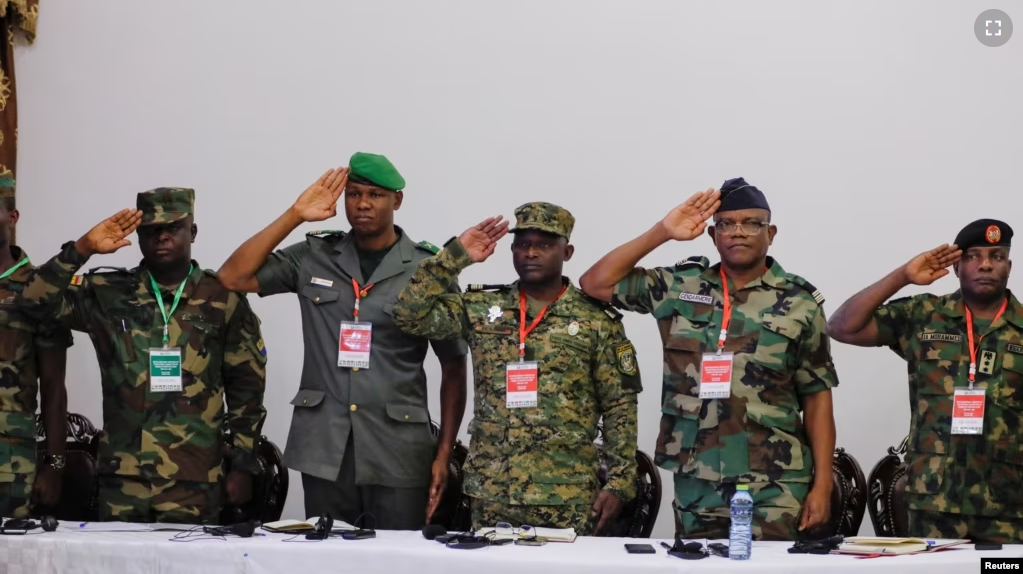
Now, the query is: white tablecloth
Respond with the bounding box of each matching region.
[0,523,1017,574]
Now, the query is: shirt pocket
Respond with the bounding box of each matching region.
[751,316,803,376]
[300,284,341,306]
[905,353,954,495]
[181,315,222,377]
[0,326,31,363]
[657,393,703,468]
[745,401,805,473]
[663,334,702,397]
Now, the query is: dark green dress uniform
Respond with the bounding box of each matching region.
[255,153,469,529]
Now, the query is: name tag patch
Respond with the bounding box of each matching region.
[311,277,334,287]
[1007,344,1023,355]
[679,293,714,305]
[919,333,963,343]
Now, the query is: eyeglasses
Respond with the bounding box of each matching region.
[495,522,536,539]
[714,221,769,236]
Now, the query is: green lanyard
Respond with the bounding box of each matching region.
[0,257,29,280]
[148,264,193,348]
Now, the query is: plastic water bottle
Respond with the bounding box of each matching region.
[728,484,754,560]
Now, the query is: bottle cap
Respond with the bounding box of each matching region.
[736,484,749,491]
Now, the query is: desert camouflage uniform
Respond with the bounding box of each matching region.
[874,291,1023,543]
[612,255,837,540]
[392,238,641,535]
[21,188,267,524]
[0,247,73,519]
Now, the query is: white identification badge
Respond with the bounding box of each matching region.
[338,322,372,369]
[149,348,183,392]
[506,361,539,408]
[698,352,734,399]
[951,388,986,435]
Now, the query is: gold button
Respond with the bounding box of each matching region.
[302,399,307,405]
[352,367,360,372]
[314,296,320,302]
[404,415,409,420]
[350,404,358,412]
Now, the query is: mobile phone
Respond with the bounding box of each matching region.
[625,543,656,554]
[341,529,376,540]
[516,538,548,546]
[976,543,1003,551]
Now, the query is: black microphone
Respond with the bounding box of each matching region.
[422,524,447,540]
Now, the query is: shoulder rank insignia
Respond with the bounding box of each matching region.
[306,229,346,237]
[416,241,440,254]
[257,338,267,357]
[787,273,825,306]
[467,284,506,292]
[614,341,638,376]
[85,266,129,276]
[675,255,709,269]
[603,306,623,321]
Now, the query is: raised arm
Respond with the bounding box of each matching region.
[218,168,347,293]
[827,243,961,346]
[392,216,509,340]
[579,188,720,302]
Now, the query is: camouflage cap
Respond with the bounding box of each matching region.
[511,202,575,240]
[137,187,195,226]
[348,152,405,192]
[0,176,14,199]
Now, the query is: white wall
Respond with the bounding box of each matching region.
[13,0,1022,538]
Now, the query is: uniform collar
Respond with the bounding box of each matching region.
[509,277,580,316]
[0,245,33,282]
[703,256,787,291]
[943,289,1023,329]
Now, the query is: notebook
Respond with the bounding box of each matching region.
[262,518,356,533]
[476,526,577,543]
[837,537,969,556]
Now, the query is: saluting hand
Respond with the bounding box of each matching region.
[75,208,143,257]
[903,243,962,286]
[291,167,349,222]
[459,216,510,263]
[660,188,721,241]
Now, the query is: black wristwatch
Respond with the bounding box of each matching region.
[44,454,66,471]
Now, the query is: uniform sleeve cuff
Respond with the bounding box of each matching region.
[59,240,90,269]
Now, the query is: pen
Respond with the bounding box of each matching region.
[121,320,127,332]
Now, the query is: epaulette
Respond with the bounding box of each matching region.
[306,229,346,238]
[202,268,219,278]
[416,241,440,254]
[675,255,709,270]
[787,273,825,306]
[85,266,130,276]
[467,284,508,292]
[581,293,623,322]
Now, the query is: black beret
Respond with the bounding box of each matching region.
[954,219,1012,250]
[718,177,770,213]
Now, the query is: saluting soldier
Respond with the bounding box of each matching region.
[580,178,839,540]
[828,219,1023,543]
[0,176,73,519]
[217,155,469,529]
[392,202,642,535]
[22,189,267,524]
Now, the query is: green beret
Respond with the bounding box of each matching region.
[348,152,405,192]
[954,218,1012,250]
[0,176,14,199]
[137,187,195,226]
[511,202,575,240]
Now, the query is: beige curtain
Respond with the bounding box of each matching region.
[0,0,38,244]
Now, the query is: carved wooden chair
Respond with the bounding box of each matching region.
[34,413,102,521]
[594,424,662,538]
[866,436,910,537]
[34,413,287,525]
[428,421,472,531]
[813,447,868,538]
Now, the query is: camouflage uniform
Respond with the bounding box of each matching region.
[874,291,1023,543]
[392,203,642,535]
[612,255,837,540]
[22,188,267,524]
[0,246,73,519]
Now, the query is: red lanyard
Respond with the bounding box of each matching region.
[717,268,733,351]
[965,298,1008,384]
[352,278,376,322]
[518,285,568,361]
